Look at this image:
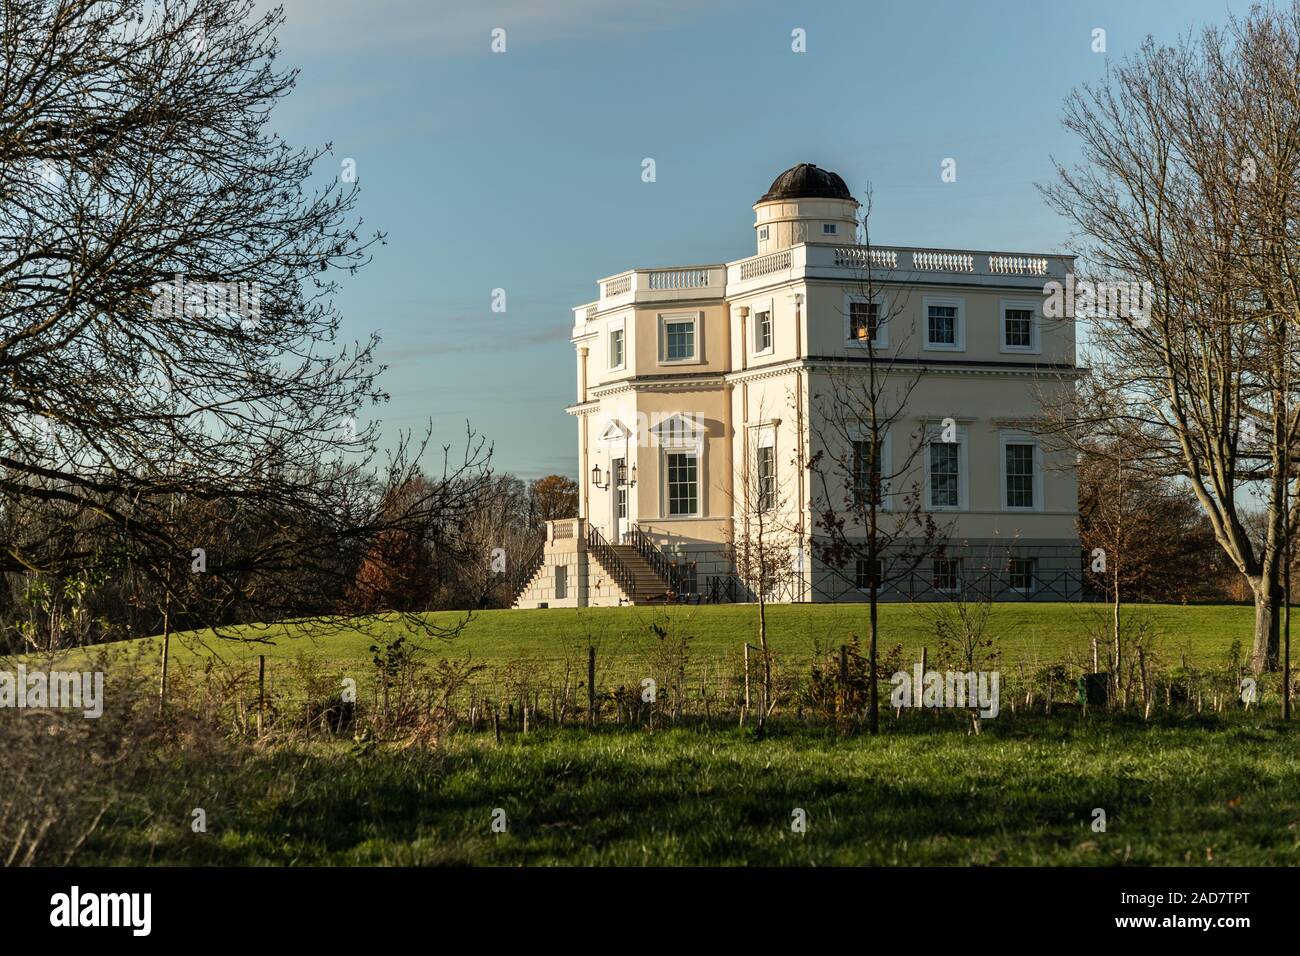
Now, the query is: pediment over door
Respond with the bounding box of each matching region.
[598,420,631,444]
[649,413,706,450]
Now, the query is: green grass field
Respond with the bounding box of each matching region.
[145,601,1261,670]
[84,714,1300,866]
[19,601,1299,867]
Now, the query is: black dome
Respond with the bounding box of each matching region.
[759,163,854,202]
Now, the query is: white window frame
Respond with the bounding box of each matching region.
[658,311,702,365]
[608,319,626,371]
[652,414,706,518]
[999,430,1044,513]
[752,298,774,356]
[844,292,889,349]
[999,298,1041,354]
[751,422,777,513]
[822,222,838,235]
[855,557,886,593]
[924,422,968,512]
[664,450,700,518]
[922,295,966,352]
[848,426,892,511]
[932,557,962,594]
[1007,557,1037,594]
[758,225,769,241]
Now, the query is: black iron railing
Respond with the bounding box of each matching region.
[587,524,638,598]
[691,567,1096,604]
[508,540,545,606]
[627,524,685,594]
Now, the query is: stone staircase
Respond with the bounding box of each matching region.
[512,518,680,608]
[599,543,675,604]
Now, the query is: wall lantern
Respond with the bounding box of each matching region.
[591,463,605,489]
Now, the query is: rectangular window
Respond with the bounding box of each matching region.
[756,444,775,512]
[758,226,769,241]
[1004,308,1033,349]
[932,558,960,594]
[678,562,698,595]
[852,439,882,507]
[1006,443,1035,508]
[822,223,837,235]
[667,452,698,516]
[927,304,957,346]
[554,564,567,599]
[665,319,695,361]
[609,327,625,368]
[849,301,879,343]
[755,309,772,352]
[855,558,883,591]
[929,441,960,508]
[1008,557,1036,592]
[613,457,627,517]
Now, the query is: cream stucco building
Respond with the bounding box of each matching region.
[515,163,1081,607]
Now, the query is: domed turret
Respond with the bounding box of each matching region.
[753,163,859,254]
[759,163,854,202]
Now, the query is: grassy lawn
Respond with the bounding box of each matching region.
[18,602,1298,867]
[141,601,1260,670]
[86,714,1300,866]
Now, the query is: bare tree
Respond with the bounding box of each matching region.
[725,398,801,728]
[806,189,945,734]
[0,2,495,667]
[1040,4,1300,672]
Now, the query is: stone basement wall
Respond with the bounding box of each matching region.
[808,539,1086,603]
[514,551,633,608]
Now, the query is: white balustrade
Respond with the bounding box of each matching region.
[738,250,791,281]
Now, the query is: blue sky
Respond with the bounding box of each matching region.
[262,0,1249,479]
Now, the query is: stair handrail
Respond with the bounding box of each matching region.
[508,538,546,606]
[628,524,684,594]
[586,524,638,598]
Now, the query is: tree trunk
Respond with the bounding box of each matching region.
[158,606,171,714]
[868,586,879,735]
[1249,574,1281,675]
[758,597,771,724]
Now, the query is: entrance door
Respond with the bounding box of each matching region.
[611,457,627,543]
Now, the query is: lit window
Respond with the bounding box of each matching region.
[1006,444,1035,508]
[667,452,698,515]
[755,309,772,352]
[609,327,624,368]
[757,444,775,512]
[849,301,878,343]
[929,441,960,508]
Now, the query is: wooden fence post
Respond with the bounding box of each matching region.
[257,655,265,737]
[838,644,848,715]
[587,645,596,728]
[741,643,751,727]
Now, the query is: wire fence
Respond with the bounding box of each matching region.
[160,636,1295,741]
